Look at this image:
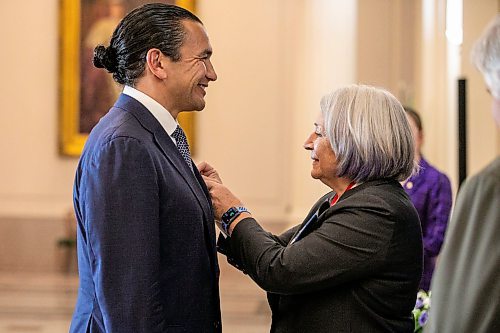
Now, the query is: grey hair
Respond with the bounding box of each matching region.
[320,84,417,183]
[471,14,500,98]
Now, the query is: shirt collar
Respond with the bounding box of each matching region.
[122,85,178,137]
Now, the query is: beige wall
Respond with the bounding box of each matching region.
[357,0,458,186]
[357,0,499,193]
[415,0,500,188]
[196,0,357,222]
[357,0,418,102]
[0,0,356,224]
[417,0,455,185]
[0,0,77,219]
[462,0,500,176]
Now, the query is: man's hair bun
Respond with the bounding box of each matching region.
[93,45,117,73]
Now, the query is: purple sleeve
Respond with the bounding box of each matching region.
[423,173,453,256]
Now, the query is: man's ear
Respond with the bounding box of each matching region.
[145,48,168,80]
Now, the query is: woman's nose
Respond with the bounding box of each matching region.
[304,133,315,150]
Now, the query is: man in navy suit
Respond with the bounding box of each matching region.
[70,4,220,332]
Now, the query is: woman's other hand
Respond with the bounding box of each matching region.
[203,177,244,220]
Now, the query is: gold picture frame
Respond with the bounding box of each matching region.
[59,0,196,156]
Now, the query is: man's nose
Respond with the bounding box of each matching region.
[207,61,217,81]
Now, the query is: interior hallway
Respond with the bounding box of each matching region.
[0,253,272,333]
[0,220,289,333]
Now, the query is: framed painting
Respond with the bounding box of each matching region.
[59,0,196,156]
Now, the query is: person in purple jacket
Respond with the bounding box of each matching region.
[402,107,453,291]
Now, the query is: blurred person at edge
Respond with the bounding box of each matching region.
[70,4,221,333]
[200,84,423,333]
[402,106,453,291]
[426,14,500,333]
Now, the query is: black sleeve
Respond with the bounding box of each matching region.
[226,196,401,295]
[215,193,332,273]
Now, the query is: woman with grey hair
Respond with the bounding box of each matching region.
[200,84,423,332]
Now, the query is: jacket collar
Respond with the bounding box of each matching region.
[289,178,399,245]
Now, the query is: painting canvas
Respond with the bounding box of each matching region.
[59,0,196,156]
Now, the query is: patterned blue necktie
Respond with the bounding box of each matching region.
[172,125,194,173]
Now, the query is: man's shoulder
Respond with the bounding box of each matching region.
[453,157,500,216]
[81,111,152,162]
[90,107,148,141]
[478,156,500,180]
[464,157,500,191]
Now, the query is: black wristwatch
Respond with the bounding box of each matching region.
[221,206,249,235]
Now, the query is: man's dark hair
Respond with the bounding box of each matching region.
[93,3,202,86]
[403,106,423,132]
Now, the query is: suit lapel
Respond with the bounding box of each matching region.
[152,128,213,216]
[113,94,213,223]
[193,168,217,239]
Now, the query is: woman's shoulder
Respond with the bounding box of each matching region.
[350,179,402,199]
[344,179,417,218]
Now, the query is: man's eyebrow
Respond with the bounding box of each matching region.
[198,49,212,57]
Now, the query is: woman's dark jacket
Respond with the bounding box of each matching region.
[218,179,423,333]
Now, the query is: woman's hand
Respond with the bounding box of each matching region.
[200,162,251,235]
[198,161,222,184]
[203,177,244,220]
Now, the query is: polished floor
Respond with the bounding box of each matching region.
[0,256,273,333]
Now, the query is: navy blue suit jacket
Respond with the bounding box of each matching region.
[70,94,221,332]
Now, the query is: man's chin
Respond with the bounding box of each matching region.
[180,101,206,113]
[192,99,206,111]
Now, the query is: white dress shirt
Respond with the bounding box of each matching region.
[122,85,179,144]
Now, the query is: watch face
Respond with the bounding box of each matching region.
[222,207,238,223]
[221,207,249,234]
